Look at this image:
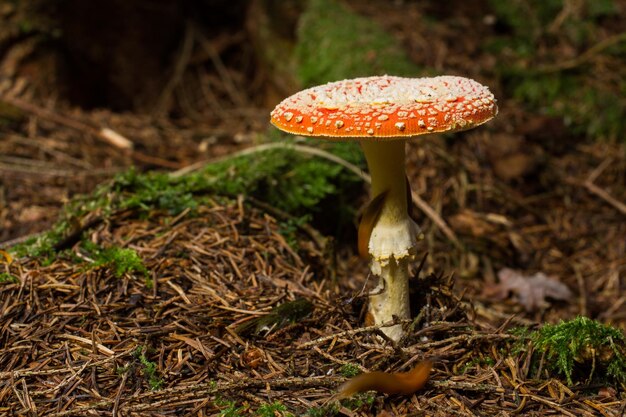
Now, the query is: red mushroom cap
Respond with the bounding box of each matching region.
[270,75,497,139]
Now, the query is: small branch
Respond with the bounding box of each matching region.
[172,142,461,248]
[195,27,247,108]
[112,370,128,417]
[58,334,115,356]
[563,159,626,216]
[524,394,577,417]
[170,142,365,178]
[431,379,505,393]
[42,372,511,417]
[537,32,626,73]
[130,151,183,169]
[0,98,179,169]
[581,180,626,216]
[0,97,134,150]
[0,349,133,380]
[414,333,517,351]
[0,160,121,178]
[99,128,133,150]
[297,318,413,348]
[410,191,462,249]
[153,21,195,115]
[585,157,612,184]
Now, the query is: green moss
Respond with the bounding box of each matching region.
[508,326,532,356]
[278,215,312,250]
[296,0,420,87]
[0,273,18,284]
[531,316,626,385]
[11,221,68,259]
[340,393,375,412]
[85,242,148,278]
[215,398,247,417]
[134,346,164,390]
[339,363,360,378]
[201,143,362,215]
[256,402,294,417]
[460,356,496,374]
[112,168,200,215]
[116,364,131,374]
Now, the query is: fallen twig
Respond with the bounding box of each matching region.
[0,349,132,380]
[581,180,626,216]
[563,159,626,216]
[297,318,413,348]
[153,21,195,115]
[1,97,134,150]
[172,142,462,248]
[538,32,626,73]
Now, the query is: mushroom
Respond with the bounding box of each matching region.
[270,75,498,341]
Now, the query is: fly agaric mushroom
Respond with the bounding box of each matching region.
[270,75,497,341]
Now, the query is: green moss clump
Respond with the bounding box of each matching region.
[307,403,339,417]
[340,393,375,413]
[0,273,18,283]
[339,363,360,378]
[134,346,164,390]
[111,168,199,215]
[460,356,496,374]
[256,402,294,417]
[199,141,363,217]
[296,0,420,87]
[215,398,246,417]
[87,243,148,279]
[79,241,151,287]
[531,316,626,385]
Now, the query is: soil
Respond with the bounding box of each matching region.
[0,0,625,415]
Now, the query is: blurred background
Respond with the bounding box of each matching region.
[0,0,624,326]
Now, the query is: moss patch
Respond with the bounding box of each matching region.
[531,316,626,385]
[486,0,626,140]
[296,0,420,87]
[10,141,365,261]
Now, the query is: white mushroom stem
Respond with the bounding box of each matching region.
[360,140,420,341]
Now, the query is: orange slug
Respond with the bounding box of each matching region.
[336,360,433,399]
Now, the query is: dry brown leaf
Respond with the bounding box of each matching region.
[485,268,573,311]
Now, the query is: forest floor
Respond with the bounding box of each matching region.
[0,0,625,416]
